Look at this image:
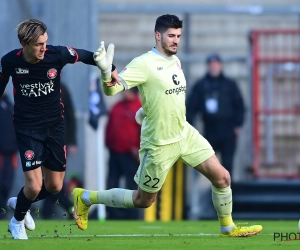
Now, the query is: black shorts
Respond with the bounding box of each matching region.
[15,120,66,172]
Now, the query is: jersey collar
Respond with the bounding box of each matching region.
[16,49,23,56]
[16,48,49,56]
[151,47,174,61]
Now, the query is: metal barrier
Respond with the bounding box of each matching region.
[250,29,300,178]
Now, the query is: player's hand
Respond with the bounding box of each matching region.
[93,41,114,81]
[103,69,121,87]
[103,68,121,87]
[111,68,121,85]
[135,107,146,125]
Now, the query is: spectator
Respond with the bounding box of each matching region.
[186,53,245,175]
[0,94,19,219]
[41,82,77,219]
[105,87,142,219]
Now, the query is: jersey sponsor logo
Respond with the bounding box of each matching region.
[165,85,186,95]
[67,46,76,56]
[172,74,180,85]
[26,161,32,167]
[32,161,42,166]
[47,68,57,79]
[20,80,55,97]
[24,150,35,160]
[157,67,163,70]
[15,68,29,74]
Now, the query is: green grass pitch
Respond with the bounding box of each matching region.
[0,220,299,250]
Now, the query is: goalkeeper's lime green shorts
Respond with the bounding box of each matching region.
[134,123,215,193]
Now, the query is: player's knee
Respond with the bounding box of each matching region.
[223,169,231,186]
[24,182,42,200]
[139,200,155,208]
[213,168,231,188]
[143,198,155,208]
[25,184,42,197]
[45,183,63,194]
[134,196,156,208]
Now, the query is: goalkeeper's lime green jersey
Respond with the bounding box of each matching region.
[104,48,187,145]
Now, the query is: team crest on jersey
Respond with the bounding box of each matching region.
[172,74,180,85]
[47,68,57,79]
[67,46,76,56]
[24,150,35,160]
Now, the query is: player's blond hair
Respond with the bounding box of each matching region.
[17,19,47,44]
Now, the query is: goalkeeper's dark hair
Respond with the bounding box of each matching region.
[154,14,183,33]
[17,19,47,44]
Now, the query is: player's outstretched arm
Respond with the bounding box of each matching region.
[101,80,125,96]
[73,47,120,86]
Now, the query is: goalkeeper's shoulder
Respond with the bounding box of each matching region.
[173,55,181,64]
[125,53,150,69]
[131,54,147,63]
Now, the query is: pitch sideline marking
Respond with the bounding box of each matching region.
[0,233,220,239]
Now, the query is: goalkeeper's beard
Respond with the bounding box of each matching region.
[161,40,177,56]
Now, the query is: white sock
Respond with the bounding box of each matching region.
[97,189,134,208]
[82,189,135,208]
[81,190,93,205]
[220,224,235,233]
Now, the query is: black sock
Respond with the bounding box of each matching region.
[33,180,52,203]
[14,187,32,221]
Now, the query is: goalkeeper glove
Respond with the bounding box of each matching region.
[135,107,146,125]
[93,41,115,82]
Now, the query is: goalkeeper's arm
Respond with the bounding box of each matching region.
[102,80,125,96]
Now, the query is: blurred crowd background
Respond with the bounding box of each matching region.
[0,0,300,221]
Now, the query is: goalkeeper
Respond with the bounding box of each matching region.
[72,14,263,237]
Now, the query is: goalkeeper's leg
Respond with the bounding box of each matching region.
[194,155,262,237]
[72,187,158,230]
